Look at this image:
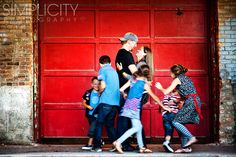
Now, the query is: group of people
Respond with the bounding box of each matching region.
[81,32,202,154]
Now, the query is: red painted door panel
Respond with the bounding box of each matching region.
[40,0,210,139]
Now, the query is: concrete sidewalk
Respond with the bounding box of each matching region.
[0,144,235,157]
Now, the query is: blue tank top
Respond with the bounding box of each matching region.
[119,79,146,119]
[127,79,146,99]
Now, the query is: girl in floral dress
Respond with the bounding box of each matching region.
[155,64,203,153]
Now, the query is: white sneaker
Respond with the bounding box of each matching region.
[175,147,192,153]
[183,147,192,153]
[82,144,93,150]
[91,148,102,152]
[183,137,198,148]
[163,141,174,153]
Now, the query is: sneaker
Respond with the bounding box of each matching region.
[82,144,93,150]
[91,147,102,152]
[175,147,192,153]
[183,137,198,148]
[101,139,105,146]
[183,147,192,153]
[163,141,174,153]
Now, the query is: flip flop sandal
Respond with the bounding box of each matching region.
[139,148,153,153]
[113,141,124,154]
[175,148,192,153]
[175,148,185,153]
[183,137,198,148]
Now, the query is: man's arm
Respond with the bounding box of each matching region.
[126,52,137,74]
[116,62,132,80]
[128,64,138,74]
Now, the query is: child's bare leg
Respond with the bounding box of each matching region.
[88,138,93,145]
[165,135,171,141]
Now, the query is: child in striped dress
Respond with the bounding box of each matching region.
[162,92,181,152]
[113,65,171,154]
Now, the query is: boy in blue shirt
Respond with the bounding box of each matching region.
[82,77,100,150]
[92,55,120,152]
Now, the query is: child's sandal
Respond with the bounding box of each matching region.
[139,148,152,153]
[113,141,123,154]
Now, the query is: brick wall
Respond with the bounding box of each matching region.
[218,0,236,144]
[0,0,33,144]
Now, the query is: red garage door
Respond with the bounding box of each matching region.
[39,0,210,140]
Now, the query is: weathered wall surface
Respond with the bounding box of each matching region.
[0,0,33,144]
[218,0,236,144]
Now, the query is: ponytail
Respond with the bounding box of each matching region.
[170,64,188,76]
[133,65,151,80]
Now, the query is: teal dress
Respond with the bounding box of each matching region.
[119,79,146,120]
[174,74,201,124]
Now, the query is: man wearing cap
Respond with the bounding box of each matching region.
[115,32,138,151]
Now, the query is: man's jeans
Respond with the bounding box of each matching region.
[116,96,131,148]
[94,103,117,148]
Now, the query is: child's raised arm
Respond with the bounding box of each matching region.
[120,80,131,99]
[144,84,171,112]
[155,78,181,95]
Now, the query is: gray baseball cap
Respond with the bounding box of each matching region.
[119,32,138,42]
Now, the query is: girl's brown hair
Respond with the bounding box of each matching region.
[133,64,151,81]
[170,64,188,76]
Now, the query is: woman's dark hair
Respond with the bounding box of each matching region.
[91,76,98,82]
[133,64,151,81]
[99,55,111,64]
[170,64,188,76]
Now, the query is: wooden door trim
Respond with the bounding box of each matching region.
[208,0,220,143]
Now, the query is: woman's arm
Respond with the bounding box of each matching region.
[144,84,171,112]
[155,78,181,95]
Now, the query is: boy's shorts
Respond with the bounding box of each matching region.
[87,115,97,138]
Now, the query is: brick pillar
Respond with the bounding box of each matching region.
[0,0,33,144]
[218,0,236,144]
